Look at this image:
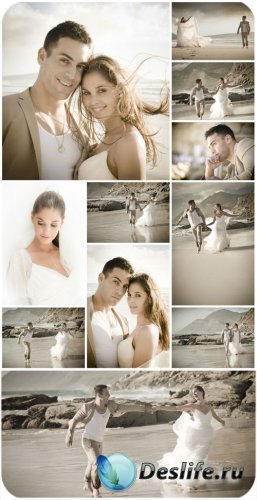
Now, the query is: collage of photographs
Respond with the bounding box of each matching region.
[0,1,256,500]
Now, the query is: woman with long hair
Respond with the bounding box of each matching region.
[209,77,234,119]
[72,55,169,180]
[157,385,225,490]
[5,191,79,305]
[205,203,239,253]
[118,273,170,367]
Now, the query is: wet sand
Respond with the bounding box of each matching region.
[172,344,254,369]
[88,209,169,243]
[172,228,254,305]
[2,420,255,498]
[173,45,254,61]
[172,100,254,121]
[2,337,85,369]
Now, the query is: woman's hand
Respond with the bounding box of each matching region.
[65,431,73,447]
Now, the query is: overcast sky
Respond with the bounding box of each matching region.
[172,182,253,205]
[173,307,249,332]
[172,2,254,35]
[87,244,170,289]
[2,2,169,76]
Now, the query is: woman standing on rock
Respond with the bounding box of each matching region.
[156,385,225,491]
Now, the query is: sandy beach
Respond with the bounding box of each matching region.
[172,45,254,61]
[172,100,254,121]
[172,228,254,305]
[88,209,169,243]
[2,420,255,498]
[2,337,85,369]
[172,344,254,369]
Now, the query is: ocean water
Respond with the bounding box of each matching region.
[172,33,254,46]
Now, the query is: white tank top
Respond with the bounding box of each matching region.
[195,88,204,101]
[38,124,81,180]
[129,199,137,210]
[23,330,33,342]
[91,310,124,368]
[82,408,110,442]
[187,209,203,228]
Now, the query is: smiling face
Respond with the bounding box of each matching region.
[81,71,118,121]
[31,207,63,245]
[98,267,130,307]
[207,133,231,161]
[192,388,204,402]
[127,282,148,316]
[38,37,90,100]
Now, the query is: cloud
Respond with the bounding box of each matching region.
[87,244,170,289]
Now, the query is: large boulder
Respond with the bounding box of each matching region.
[2,414,28,429]
[2,394,58,410]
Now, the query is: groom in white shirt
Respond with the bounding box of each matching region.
[87,257,134,368]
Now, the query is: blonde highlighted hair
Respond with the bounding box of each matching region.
[75,55,169,166]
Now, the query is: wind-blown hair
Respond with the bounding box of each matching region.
[128,273,170,349]
[32,191,65,248]
[76,55,169,166]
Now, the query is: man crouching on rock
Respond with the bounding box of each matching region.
[65,384,151,497]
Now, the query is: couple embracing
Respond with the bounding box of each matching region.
[87,257,170,368]
[3,21,168,181]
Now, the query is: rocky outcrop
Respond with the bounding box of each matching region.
[2,394,57,410]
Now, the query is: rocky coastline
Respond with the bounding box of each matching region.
[2,371,255,430]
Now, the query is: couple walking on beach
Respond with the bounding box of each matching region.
[190,78,234,120]
[3,21,168,181]
[221,322,242,357]
[176,199,240,254]
[17,321,75,365]
[65,384,225,497]
[176,14,250,49]
[87,257,170,369]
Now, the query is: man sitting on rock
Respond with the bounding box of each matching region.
[65,384,151,497]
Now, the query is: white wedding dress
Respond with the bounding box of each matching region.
[204,216,230,253]
[159,410,223,489]
[209,88,234,119]
[176,17,212,48]
[228,330,242,355]
[78,151,117,180]
[118,328,170,368]
[136,202,169,227]
[50,331,71,360]
[5,249,80,306]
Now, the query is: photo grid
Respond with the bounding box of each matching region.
[1,2,256,500]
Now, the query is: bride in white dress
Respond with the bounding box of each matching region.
[5,191,80,306]
[209,78,234,119]
[118,273,170,368]
[228,323,242,355]
[157,385,225,490]
[73,55,168,181]
[176,16,212,48]
[51,322,74,360]
[136,193,169,227]
[205,203,239,253]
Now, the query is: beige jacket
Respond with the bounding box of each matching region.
[3,88,89,180]
[87,296,129,368]
[67,399,147,439]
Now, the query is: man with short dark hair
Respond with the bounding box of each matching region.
[221,322,232,356]
[176,200,208,253]
[237,15,250,48]
[190,79,209,120]
[205,124,254,180]
[17,321,35,362]
[66,384,151,497]
[3,21,92,180]
[87,257,134,368]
